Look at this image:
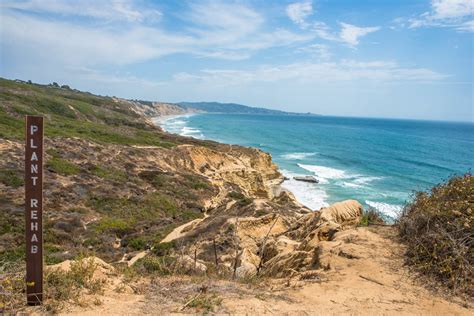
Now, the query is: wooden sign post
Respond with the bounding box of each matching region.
[25,116,44,305]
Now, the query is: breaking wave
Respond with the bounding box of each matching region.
[281,152,317,160]
[365,200,403,219]
[281,170,329,211]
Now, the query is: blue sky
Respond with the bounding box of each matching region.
[1,0,472,121]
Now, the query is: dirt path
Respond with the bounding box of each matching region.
[59,226,471,315]
[221,226,470,315]
[160,214,209,243]
[160,197,235,244]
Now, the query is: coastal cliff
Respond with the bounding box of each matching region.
[0,78,470,314]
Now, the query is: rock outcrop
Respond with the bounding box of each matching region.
[161,144,283,200]
[170,198,363,279]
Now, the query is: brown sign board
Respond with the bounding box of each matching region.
[25,116,43,305]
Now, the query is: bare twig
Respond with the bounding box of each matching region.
[359,274,384,286]
[180,293,202,311]
[213,237,218,268]
[257,215,280,275]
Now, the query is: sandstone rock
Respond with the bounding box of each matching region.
[319,200,363,227]
[236,262,257,278]
[259,200,363,276]
[176,255,207,274]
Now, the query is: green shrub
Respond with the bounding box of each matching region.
[153,241,175,256]
[184,174,211,190]
[187,294,223,313]
[227,191,245,200]
[359,207,385,226]
[94,218,133,236]
[237,197,253,206]
[133,255,176,275]
[227,191,253,206]
[44,257,105,312]
[0,247,24,264]
[87,192,182,221]
[0,169,24,188]
[90,165,127,182]
[128,237,147,250]
[47,157,80,175]
[398,172,473,297]
[46,148,61,158]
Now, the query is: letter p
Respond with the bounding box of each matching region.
[30,125,38,135]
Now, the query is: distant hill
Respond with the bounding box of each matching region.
[178,101,312,115]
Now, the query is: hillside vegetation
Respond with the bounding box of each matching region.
[0,78,221,267]
[0,78,471,314]
[398,172,473,298]
[0,78,209,148]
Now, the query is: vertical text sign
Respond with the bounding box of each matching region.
[25,116,43,305]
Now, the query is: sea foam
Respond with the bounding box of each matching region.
[281,152,316,160]
[281,170,329,210]
[342,176,383,188]
[365,200,402,219]
[159,114,204,139]
[297,163,347,183]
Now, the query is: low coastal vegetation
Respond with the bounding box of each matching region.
[398,172,473,298]
[359,207,386,226]
[0,78,472,313]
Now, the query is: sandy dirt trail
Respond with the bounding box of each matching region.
[59,226,471,315]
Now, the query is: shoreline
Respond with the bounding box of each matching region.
[153,113,410,219]
[153,113,326,212]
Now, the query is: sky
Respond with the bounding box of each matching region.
[0,0,473,121]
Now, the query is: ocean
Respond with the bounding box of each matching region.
[158,113,474,219]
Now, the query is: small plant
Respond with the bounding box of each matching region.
[359,207,385,226]
[46,148,61,158]
[127,237,147,250]
[47,157,80,176]
[153,241,175,256]
[43,257,105,312]
[0,268,24,313]
[133,255,176,276]
[227,191,253,206]
[237,197,253,206]
[94,217,133,236]
[227,191,245,200]
[90,165,127,182]
[187,293,223,313]
[0,169,24,188]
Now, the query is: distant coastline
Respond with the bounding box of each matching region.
[156,112,474,219]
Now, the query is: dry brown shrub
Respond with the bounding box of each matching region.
[398,172,473,298]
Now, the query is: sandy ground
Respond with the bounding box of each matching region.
[54,226,471,315]
[160,215,208,244]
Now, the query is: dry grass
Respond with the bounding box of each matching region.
[360,207,386,226]
[398,172,473,298]
[0,257,105,313]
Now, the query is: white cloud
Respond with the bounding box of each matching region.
[172,60,447,87]
[0,0,162,23]
[286,1,313,28]
[0,1,314,66]
[431,0,473,19]
[0,13,192,66]
[339,23,380,47]
[407,0,474,32]
[285,1,379,46]
[456,20,474,31]
[297,44,331,60]
[305,22,380,46]
[312,21,338,41]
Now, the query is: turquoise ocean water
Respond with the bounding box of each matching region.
[158,114,474,219]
